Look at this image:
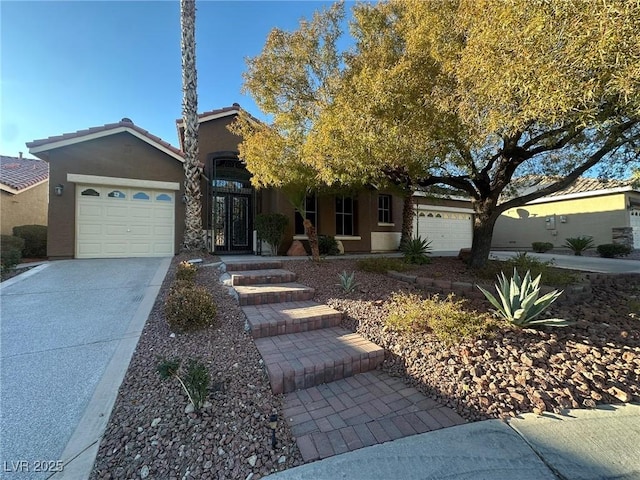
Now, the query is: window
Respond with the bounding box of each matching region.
[133,192,150,200]
[81,188,99,196]
[378,194,392,223]
[336,196,355,236]
[107,190,126,199]
[295,194,317,235]
[156,193,172,202]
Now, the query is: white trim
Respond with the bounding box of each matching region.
[292,235,309,240]
[377,222,395,227]
[29,127,184,163]
[67,174,180,191]
[415,205,474,214]
[413,191,470,202]
[0,178,48,195]
[177,108,240,125]
[523,186,635,205]
[335,235,362,241]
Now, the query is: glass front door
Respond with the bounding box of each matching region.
[213,192,252,252]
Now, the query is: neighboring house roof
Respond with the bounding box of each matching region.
[0,155,49,194]
[26,119,185,162]
[510,176,639,205]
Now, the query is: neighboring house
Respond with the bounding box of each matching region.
[0,154,49,235]
[492,177,640,250]
[26,104,474,259]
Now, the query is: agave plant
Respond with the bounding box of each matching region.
[477,268,570,328]
[400,236,432,265]
[337,270,359,293]
[563,236,595,255]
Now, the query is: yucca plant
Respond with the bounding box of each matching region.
[337,270,359,293]
[477,268,570,328]
[563,236,594,255]
[400,236,432,265]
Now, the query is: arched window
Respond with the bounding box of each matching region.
[156,193,172,202]
[107,190,126,199]
[133,192,150,200]
[81,188,99,196]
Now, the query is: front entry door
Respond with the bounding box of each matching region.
[213,193,252,252]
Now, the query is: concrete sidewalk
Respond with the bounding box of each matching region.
[0,258,170,480]
[491,251,640,274]
[265,403,640,480]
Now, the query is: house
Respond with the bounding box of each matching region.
[26,104,474,259]
[492,177,640,250]
[0,154,49,235]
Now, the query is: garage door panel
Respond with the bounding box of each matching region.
[76,184,175,258]
[415,209,473,251]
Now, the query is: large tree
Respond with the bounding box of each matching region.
[309,0,640,267]
[180,0,205,251]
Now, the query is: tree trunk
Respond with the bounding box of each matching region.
[180,0,205,251]
[468,205,501,269]
[400,190,415,246]
[303,219,320,261]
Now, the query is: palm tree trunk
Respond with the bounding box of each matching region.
[180,0,205,251]
[303,219,320,261]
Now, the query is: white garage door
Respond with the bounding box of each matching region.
[631,209,640,249]
[76,185,175,258]
[414,209,473,252]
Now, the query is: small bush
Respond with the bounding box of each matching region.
[175,261,197,283]
[357,257,414,273]
[12,225,47,258]
[319,235,340,256]
[165,283,218,332]
[597,243,632,258]
[1,235,24,274]
[531,242,553,253]
[400,236,432,265]
[157,357,210,411]
[563,236,594,255]
[385,292,496,346]
[255,213,288,255]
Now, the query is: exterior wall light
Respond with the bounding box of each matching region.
[54,184,64,196]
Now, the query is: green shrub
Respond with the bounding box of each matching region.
[255,213,288,255]
[357,257,414,273]
[385,292,496,346]
[165,283,218,332]
[596,243,632,258]
[480,252,577,287]
[175,261,197,283]
[157,357,210,411]
[337,270,358,293]
[400,236,432,265]
[12,225,47,258]
[531,242,553,253]
[478,268,570,328]
[319,235,340,255]
[1,235,24,274]
[563,236,594,255]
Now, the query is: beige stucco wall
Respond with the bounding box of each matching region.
[492,193,629,249]
[1,182,49,235]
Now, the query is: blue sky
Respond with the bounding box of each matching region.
[1,1,341,158]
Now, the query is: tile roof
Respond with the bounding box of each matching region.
[0,155,49,192]
[546,177,632,196]
[26,119,184,160]
[175,104,241,124]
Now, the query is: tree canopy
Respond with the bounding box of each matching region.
[235,0,640,266]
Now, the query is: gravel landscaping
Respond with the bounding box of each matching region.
[90,252,639,478]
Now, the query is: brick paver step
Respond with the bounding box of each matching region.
[255,327,384,395]
[243,301,342,338]
[283,370,466,462]
[231,268,297,286]
[224,260,283,272]
[235,283,315,306]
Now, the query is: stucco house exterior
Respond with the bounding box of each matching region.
[0,154,49,235]
[26,104,474,259]
[492,177,640,251]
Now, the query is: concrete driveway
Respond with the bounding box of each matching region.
[1,258,170,480]
[491,250,640,274]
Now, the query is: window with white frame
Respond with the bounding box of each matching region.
[378,194,392,223]
[336,196,355,235]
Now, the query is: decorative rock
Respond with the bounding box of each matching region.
[151,417,161,428]
[185,403,195,414]
[286,240,307,256]
[278,455,287,464]
[248,454,258,467]
[140,465,150,479]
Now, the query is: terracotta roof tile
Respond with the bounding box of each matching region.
[26,119,184,159]
[0,155,49,191]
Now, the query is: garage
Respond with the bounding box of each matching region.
[414,207,473,252]
[76,184,175,258]
[631,209,640,249]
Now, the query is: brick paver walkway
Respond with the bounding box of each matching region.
[222,259,466,461]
